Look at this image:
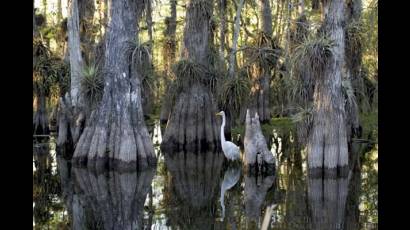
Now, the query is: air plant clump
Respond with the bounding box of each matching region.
[166,59,217,105]
[292,34,335,78]
[290,14,309,51]
[345,19,365,68]
[342,78,357,109]
[218,73,251,114]
[33,40,68,98]
[81,64,104,106]
[247,31,281,70]
[131,42,157,92]
[172,59,210,89]
[291,106,313,124]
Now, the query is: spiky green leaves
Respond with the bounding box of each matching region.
[292,34,335,78]
[172,59,213,89]
[81,64,103,106]
[345,19,365,69]
[246,31,281,70]
[218,74,251,113]
[33,40,69,97]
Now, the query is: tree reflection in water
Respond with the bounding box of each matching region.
[70,167,155,229]
[163,151,225,229]
[34,126,377,229]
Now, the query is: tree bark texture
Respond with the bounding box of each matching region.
[162,84,220,151]
[163,150,224,229]
[67,0,84,107]
[244,110,275,173]
[307,0,349,171]
[162,0,220,152]
[72,167,155,229]
[73,0,156,171]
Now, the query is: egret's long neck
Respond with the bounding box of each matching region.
[220,114,226,143]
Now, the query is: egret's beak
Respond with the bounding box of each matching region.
[216,112,222,116]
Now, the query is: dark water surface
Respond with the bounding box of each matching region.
[33,123,377,230]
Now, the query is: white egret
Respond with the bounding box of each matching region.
[216,111,240,161]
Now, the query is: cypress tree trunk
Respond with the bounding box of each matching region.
[219,0,227,62]
[73,0,156,171]
[307,0,349,173]
[228,0,245,77]
[142,0,154,117]
[161,0,220,152]
[57,0,85,150]
[78,0,95,64]
[68,0,84,107]
[159,0,177,125]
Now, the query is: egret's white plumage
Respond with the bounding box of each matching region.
[216,111,240,161]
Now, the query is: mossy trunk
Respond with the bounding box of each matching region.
[73,0,156,171]
[159,0,177,125]
[162,0,220,152]
[307,0,349,172]
[248,0,273,122]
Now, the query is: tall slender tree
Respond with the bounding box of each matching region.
[159,0,177,125]
[56,0,85,150]
[219,0,227,63]
[247,0,275,122]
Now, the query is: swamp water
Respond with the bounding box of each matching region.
[33,121,377,230]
